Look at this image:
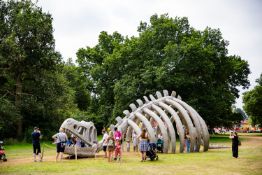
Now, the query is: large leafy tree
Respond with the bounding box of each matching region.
[0,0,75,139]
[243,74,262,126]
[77,31,125,124]
[77,14,250,128]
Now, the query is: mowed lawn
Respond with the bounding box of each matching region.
[0,134,262,175]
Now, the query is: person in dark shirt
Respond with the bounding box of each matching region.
[229,131,239,158]
[32,126,42,162]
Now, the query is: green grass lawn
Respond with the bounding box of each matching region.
[0,134,262,175]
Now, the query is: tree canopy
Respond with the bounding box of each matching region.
[243,73,262,126]
[0,2,251,140]
[0,0,77,139]
[77,14,250,128]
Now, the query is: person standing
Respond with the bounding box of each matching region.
[113,127,122,142]
[106,131,115,162]
[126,140,130,152]
[113,127,122,160]
[132,131,138,152]
[138,129,149,162]
[115,138,122,162]
[102,129,109,158]
[229,131,239,158]
[32,127,42,162]
[185,129,190,153]
[52,128,68,161]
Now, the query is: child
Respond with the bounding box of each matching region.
[115,138,122,162]
[107,131,115,162]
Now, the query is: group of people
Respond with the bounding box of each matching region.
[31,127,68,162]
[31,126,241,163]
[32,126,161,162]
[102,127,154,162]
[102,127,123,162]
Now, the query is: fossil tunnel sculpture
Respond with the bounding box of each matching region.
[60,90,209,153]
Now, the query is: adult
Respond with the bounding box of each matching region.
[185,129,190,153]
[32,127,42,162]
[132,131,138,152]
[126,140,130,152]
[229,131,239,158]
[102,129,109,158]
[106,131,115,162]
[113,127,122,142]
[52,128,68,161]
[138,129,149,162]
[113,127,122,160]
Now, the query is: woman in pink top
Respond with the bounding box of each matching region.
[113,127,122,141]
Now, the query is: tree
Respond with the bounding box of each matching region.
[77,14,250,128]
[243,73,262,126]
[77,31,125,124]
[63,59,91,111]
[0,0,72,139]
[0,98,19,139]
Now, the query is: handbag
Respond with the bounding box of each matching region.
[238,140,241,146]
[61,142,66,148]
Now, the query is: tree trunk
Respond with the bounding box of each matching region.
[15,74,23,138]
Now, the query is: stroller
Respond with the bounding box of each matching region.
[0,141,7,162]
[156,139,164,153]
[146,143,158,161]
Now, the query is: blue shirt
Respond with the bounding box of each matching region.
[32,131,40,144]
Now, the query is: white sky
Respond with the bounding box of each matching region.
[37,0,262,109]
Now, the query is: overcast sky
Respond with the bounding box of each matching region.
[37,0,262,109]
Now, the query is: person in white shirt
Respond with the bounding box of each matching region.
[102,129,109,158]
[52,128,68,161]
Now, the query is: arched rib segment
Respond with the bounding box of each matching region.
[157,102,186,153]
[164,98,199,152]
[173,98,209,151]
[135,112,157,142]
[143,108,169,153]
[151,104,176,153]
[190,107,209,151]
[127,119,141,137]
[118,118,128,135]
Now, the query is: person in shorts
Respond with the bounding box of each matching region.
[138,129,148,162]
[106,131,115,162]
[32,127,42,162]
[102,129,109,158]
[52,128,68,161]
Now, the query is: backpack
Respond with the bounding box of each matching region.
[108,138,114,147]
